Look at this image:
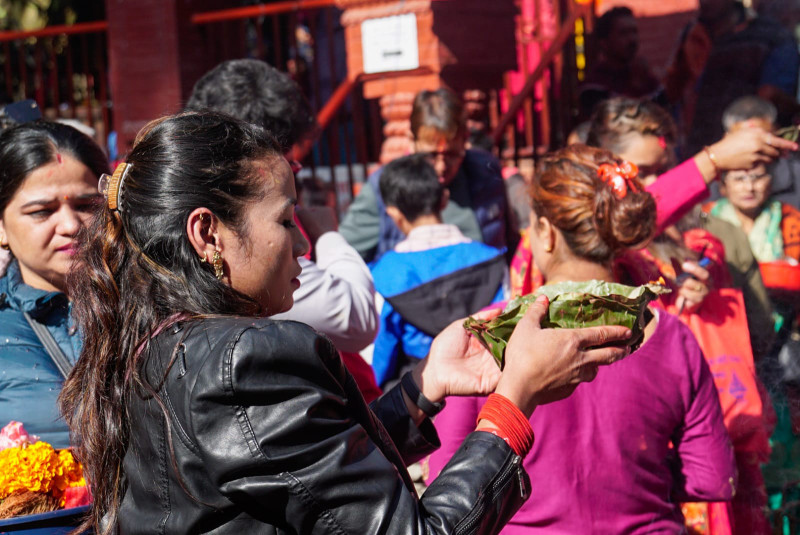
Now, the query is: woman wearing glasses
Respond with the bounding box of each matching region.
[705,165,800,263]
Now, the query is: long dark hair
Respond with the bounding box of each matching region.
[59,111,282,534]
[0,120,109,214]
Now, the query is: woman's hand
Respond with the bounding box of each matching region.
[414,308,504,404]
[495,296,632,417]
[706,127,797,174]
[675,261,711,314]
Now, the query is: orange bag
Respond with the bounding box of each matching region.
[667,288,770,455]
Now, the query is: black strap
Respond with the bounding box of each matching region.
[23,311,74,379]
[400,372,445,418]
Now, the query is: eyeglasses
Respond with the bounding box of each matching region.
[725,171,770,185]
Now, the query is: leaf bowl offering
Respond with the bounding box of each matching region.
[464,280,670,369]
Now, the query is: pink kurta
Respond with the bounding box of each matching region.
[428,311,735,534]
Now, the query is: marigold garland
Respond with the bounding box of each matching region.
[0,441,85,505]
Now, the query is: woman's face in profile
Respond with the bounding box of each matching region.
[220,156,309,316]
[0,154,99,293]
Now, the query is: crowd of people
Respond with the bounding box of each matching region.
[1,0,800,533]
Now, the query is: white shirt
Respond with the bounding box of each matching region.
[272,231,378,353]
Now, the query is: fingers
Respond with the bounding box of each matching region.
[516,295,550,332]
[677,283,707,314]
[758,142,780,160]
[681,261,710,283]
[571,324,632,349]
[766,133,798,153]
[581,345,630,367]
[470,306,504,321]
[680,277,708,295]
[679,274,709,298]
[675,295,686,314]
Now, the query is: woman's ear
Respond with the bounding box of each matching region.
[534,214,556,254]
[186,208,219,261]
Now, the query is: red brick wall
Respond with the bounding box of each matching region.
[596,0,699,77]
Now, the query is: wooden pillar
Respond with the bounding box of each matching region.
[336,0,517,163]
[105,0,240,152]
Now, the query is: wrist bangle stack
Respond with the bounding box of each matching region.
[401,372,445,417]
[477,393,535,456]
[702,146,720,177]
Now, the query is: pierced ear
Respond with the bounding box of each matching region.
[536,215,556,253]
[186,208,218,261]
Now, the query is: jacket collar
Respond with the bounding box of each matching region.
[0,260,68,320]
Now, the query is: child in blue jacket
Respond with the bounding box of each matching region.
[370,154,507,388]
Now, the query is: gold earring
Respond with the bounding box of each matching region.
[212,250,223,280]
[545,244,553,253]
[199,252,207,263]
[0,243,9,251]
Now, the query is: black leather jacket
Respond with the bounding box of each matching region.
[118,317,530,534]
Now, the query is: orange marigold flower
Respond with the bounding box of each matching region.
[0,442,85,502]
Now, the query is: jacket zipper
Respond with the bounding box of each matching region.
[453,455,525,535]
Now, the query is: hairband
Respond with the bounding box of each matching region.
[597,161,640,199]
[98,162,133,211]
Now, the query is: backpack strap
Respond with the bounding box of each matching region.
[23,311,73,379]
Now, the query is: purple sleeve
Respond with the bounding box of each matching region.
[647,159,709,235]
[671,322,737,502]
[426,395,486,485]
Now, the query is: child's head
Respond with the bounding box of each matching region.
[380,154,447,232]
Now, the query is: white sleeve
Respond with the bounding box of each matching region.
[272,231,379,352]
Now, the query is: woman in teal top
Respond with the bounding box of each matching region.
[0,120,108,447]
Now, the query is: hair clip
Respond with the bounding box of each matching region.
[98,162,133,211]
[597,161,640,199]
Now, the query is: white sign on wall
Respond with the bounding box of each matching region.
[361,13,420,75]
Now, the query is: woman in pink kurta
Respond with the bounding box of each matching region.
[429,145,735,534]
[429,311,733,534]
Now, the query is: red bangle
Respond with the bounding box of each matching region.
[477,393,535,456]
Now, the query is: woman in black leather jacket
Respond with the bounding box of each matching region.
[60,112,633,535]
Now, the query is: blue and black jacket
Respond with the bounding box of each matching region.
[370,242,506,387]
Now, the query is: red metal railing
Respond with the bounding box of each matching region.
[192,1,382,215]
[488,0,588,171]
[0,21,111,147]
[191,0,586,203]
